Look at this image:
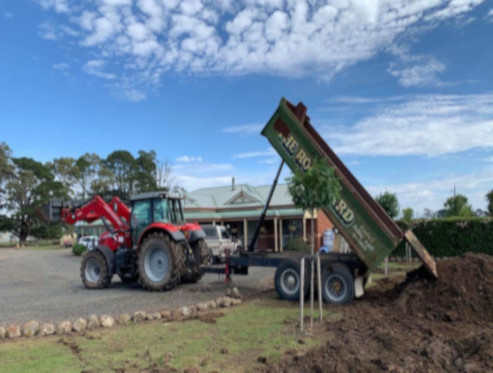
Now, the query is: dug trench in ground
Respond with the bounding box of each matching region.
[264,253,493,373]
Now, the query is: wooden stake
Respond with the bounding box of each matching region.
[300,257,305,332]
[316,254,323,323]
[310,256,314,329]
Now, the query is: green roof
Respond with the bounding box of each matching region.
[183,183,302,221]
[184,183,294,209]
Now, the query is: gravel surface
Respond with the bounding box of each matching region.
[0,248,275,326]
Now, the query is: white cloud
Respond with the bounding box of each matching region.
[38,22,58,40]
[36,0,70,13]
[368,166,493,214]
[34,0,486,100]
[3,11,13,19]
[233,148,275,159]
[176,155,203,163]
[488,8,493,20]
[323,94,493,157]
[83,60,117,80]
[53,62,70,70]
[389,58,447,87]
[223,124,263,135]
[258,158,278,165]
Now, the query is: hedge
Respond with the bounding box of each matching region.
[72,244,86,256]
[393,217,493,258]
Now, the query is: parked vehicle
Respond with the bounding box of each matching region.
[78,236,98,251]
[202,224,242,262]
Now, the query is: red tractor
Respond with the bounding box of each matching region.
[40,191,209,291]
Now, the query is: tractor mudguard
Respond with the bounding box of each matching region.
[188,229,206,244]
[138,223,187,245]
[94,245,116,276]
[168,230,186,242]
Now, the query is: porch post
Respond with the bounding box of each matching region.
[279,218,283,252]
[274,217,278,252]
[302,215,307,242]
[243,219,248,248]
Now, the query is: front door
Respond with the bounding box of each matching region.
[131,199,152,246]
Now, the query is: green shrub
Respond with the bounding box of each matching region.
[284,237,310,252]
[72,244,86,256]
[393,217,493,258]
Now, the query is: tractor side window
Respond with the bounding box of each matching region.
[131,200,151,236]
[167,199,184,225]
[153,198,169,223]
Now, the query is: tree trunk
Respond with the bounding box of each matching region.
[19,223,29,246]
[310,208,315,329]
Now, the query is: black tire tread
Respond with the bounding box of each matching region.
[321,263,354,305]
[138,232,185,291]
[80,250,111,289]
[274,259,310,301]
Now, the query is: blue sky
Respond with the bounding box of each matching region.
[0,0,492,216]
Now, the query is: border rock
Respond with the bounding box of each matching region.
[160,310,171,320]
[40,323,56,336]
[6,325,21,339]
[146,313,154,321]
[100,315,115,328]
[134,311,146,323]
[0,326,6,339]
[88,315,100,330]
[57,321,72,335]
[152,312,161,320]
[72,318,87,333]
[119,314,131,325]
[22,320,40,337]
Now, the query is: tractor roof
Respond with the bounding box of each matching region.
[130,191,181,201]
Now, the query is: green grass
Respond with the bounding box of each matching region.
[0,298,338,373]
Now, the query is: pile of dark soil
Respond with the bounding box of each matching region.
[265,253,493,373]
[394,253,493,322]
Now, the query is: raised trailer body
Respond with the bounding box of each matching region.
[202,98,437,304]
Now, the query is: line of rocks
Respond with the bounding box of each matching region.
[0,295,241,341]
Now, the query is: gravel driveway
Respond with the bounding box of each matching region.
[0,248,274,326]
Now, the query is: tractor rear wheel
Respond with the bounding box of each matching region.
[138,232,184,291]
[81,250,111,289]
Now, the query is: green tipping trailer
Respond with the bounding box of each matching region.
[261,98,437,278]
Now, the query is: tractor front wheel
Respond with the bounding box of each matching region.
[138,232,184,291]
[80,250,111,289]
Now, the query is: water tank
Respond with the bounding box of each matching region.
[322,229,335,252]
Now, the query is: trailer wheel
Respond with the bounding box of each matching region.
[138,232,183,291]
[275,260,309,301]
[81,250,111,289]
[321,263,354,304]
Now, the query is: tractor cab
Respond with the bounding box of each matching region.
[129,191,185,244]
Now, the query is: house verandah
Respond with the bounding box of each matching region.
[184,183,334,252]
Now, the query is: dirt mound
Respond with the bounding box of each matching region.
[264,254,493,373]
[395,253,493,322]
